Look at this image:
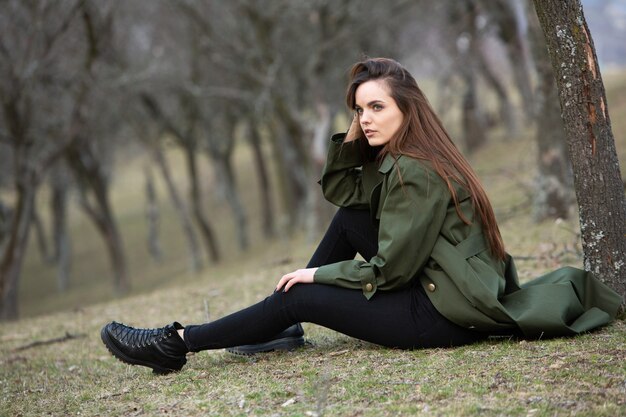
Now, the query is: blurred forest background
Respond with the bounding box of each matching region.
[1,0,625,321]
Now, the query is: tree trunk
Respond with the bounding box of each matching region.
[503,0,535,123]
[205,115,249,251]
[214,156,249,251]
[140,93,220,263]
[0,184,35,320]
[184,146,220,263]
[78,177,129,294]
[458,2,488,153]
[151,146,203,272]
[533,0,626,302]
[144,166,163,262]
[272,96,312,230]
[247,120,275,239]
[31,201,51,263]
[476,42,517,137]
[50,173,72,292]
[461,72,488,152]
[528,8,574,222]
[308,101,334,240]
[66,144,130,294]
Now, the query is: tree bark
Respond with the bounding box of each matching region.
[533,0,626,303]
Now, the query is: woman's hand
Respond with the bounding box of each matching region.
[276,267,318,292]
[345,113,362,142]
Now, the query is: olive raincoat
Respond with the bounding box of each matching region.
[314,134,622,339]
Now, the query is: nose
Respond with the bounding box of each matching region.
[360,110,371,125]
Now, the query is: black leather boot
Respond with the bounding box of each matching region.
[226,323,305,355]
[101,321,188,374]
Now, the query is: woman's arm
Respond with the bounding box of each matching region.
[320,133,373,210]
[314,159,449,299]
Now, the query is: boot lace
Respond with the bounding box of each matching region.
[113,322,172,348]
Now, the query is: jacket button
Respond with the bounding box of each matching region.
[426,283,436,292]
[365,283,373,292]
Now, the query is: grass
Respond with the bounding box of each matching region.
[1,72,626,416]
[1,263,625,416]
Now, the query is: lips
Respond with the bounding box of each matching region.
[364,129,376,137]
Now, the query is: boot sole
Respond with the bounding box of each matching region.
[226,336,305,356]
[100,326,182,374]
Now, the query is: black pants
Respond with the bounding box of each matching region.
[184,207,483,351]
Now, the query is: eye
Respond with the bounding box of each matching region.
[355,107,363,115]
[373,104,384,111]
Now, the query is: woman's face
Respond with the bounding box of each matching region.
[354,79,404,147]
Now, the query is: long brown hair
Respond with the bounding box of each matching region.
[346,57,506,260]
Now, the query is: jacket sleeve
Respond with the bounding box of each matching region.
[320,133,370,209]
[314,160,449,299]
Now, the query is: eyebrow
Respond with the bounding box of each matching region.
[355,100,385,108]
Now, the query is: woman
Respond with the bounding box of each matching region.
[101,58,621,374]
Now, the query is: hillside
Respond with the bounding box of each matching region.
[1,73,625,416]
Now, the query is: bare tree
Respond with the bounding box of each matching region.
[127,108,204,272]
[533,0,626,302]
[140,92,221,263]
[0,0,90,320]
[63,1,131,294]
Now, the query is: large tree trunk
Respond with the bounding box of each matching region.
[528,9,574,221]
[533,0,626,303]
[0,184,35,320]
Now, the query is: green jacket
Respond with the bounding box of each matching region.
[314,134,622,338]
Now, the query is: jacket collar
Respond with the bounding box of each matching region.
[378,153,401,174]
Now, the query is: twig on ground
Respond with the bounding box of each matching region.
[12,332,86,352]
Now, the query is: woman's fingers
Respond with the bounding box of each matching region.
[275,268,317,292]
[275,273,292,292]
